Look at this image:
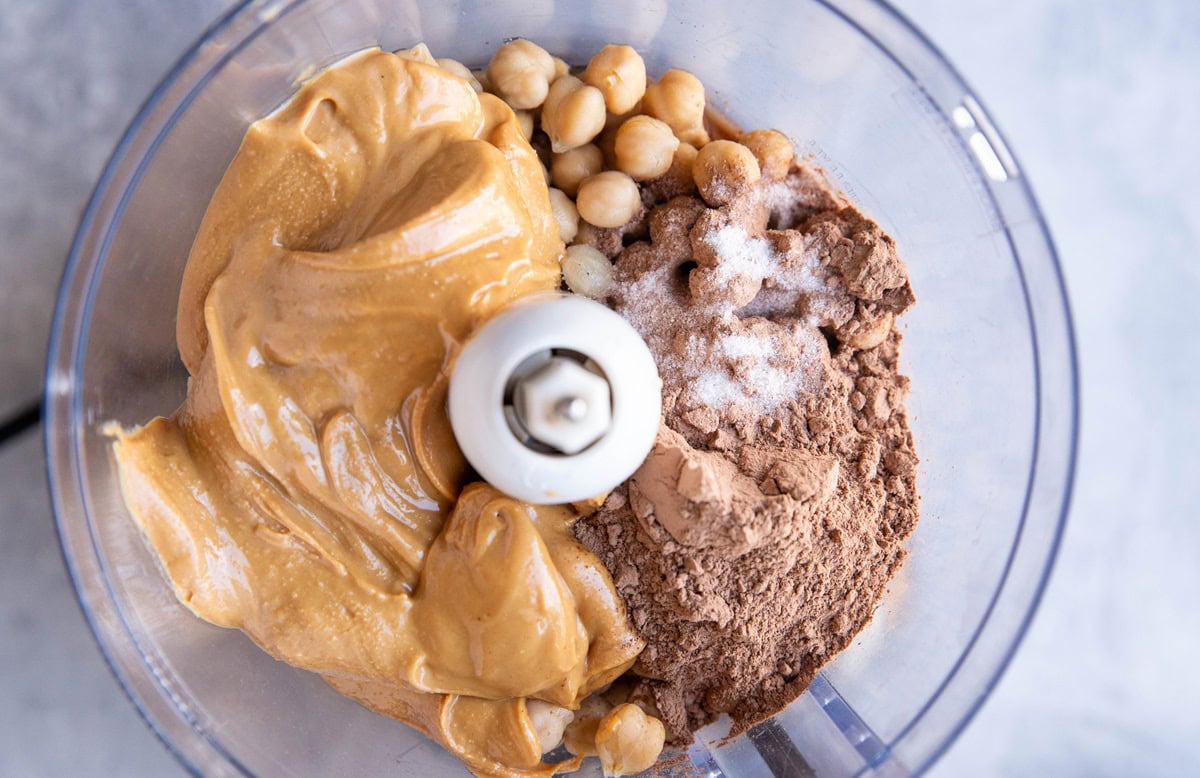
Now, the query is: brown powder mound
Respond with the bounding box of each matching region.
[573,163,919,743]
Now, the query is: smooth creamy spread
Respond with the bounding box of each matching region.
[113,49,641,777]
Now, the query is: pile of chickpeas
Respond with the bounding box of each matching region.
[402,40,795,299]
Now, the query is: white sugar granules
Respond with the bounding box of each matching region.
[705,225,775,286]
[699,329,824,413]
[616,218,835,416]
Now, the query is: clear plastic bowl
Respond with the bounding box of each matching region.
[45,0,1077,775]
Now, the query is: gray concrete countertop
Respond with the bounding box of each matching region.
[2,1,1197,775]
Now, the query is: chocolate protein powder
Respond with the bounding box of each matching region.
[574,162,919,742]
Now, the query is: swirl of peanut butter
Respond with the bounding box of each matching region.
[112,49,641,777]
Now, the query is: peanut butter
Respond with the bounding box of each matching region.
[112,49,641,777]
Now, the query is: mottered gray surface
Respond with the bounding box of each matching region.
[0,5,231,774]
[0,0,231,422]
[0,1,1196,775]
[0,430,180,776]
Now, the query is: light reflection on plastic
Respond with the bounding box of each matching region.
[968,132,1009,182]
[961,94,1018,182]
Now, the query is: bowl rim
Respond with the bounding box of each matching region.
[44,1,1078,775]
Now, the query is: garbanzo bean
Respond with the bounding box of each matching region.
[525,700,573,755]
[395,43,436,65]
[550,143,604,196]
[649,141,699,195]
[642,68,708,146]
[435,57,482,91]
[740,128,794,179]
[693,139,761,206]
[614,115,679,180]
[486,39,557,109]
[548,188,580,243]
[845,313,894,350]
[582,44,647,115]
[562,695,612,756]
[576,170,640,228]
[514,109,535,140]
[561,244,615,299]
[541,75,607,152]
[674,141,699,177]
[594,704,666,777]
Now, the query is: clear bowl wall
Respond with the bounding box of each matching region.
[45,0,1077,775]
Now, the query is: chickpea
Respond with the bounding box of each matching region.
[395,43,436,65]
[550,143,604,196]
[582,44,647,115]
[562,244,615,299]
[642,69,707,145]
[541,75,607,153]
[681,126,710,148]
[435,57,482,91]
[740,128,794,179]
[693,139,761,207]
[845,313,894,350]
[471,67,491,93]
[603,104,640,135]
[514,109,535,141]
[594,704,666,777]
[525,700,574,755]
[649,141,699,196]
[570,490,610,518]
[552,56,571,79]
[576,171,640,228]
[594,120,622,170]
[563,694,612,756]
[674,141,699,178]
[486,39,557,109]
[614,115,679,180]
[548,188,579,243]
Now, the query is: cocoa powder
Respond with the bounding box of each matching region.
[574,162,919,742]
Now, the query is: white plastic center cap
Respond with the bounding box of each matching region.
[448,294,662,504]
[512,356,612,455]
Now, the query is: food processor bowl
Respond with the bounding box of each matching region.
[45,0,1077,775]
